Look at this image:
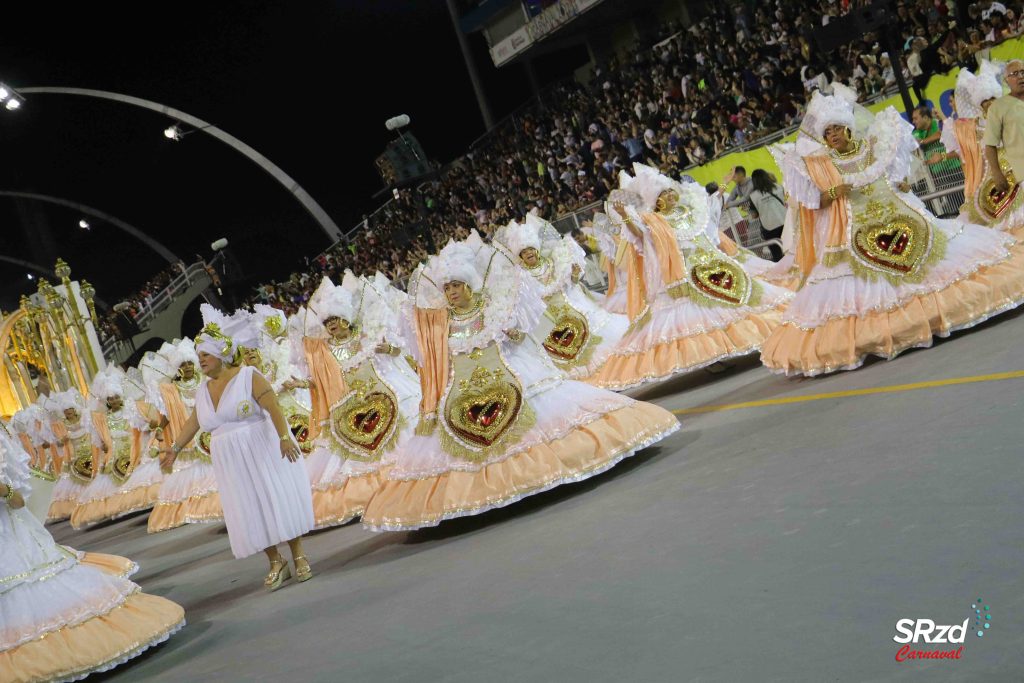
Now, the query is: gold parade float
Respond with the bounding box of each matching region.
[0,258,106,417]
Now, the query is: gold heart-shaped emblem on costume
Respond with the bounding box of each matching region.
[853,215,929,275]
[287,413,312,454]
[980,159,1019,220]
[109,440,135,483]
[332,391,397,454]
[543,309,589,361]
[446,375,522,448]
[71,454,94,484]
[692,260,747,304]
[197,431,213,456]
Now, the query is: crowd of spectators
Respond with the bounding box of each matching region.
[244,0,1022,311]
[98,262,189,342]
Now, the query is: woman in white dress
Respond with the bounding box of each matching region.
[1,421,185,683]
[159,306,315,591]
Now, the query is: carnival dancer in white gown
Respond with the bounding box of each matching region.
[0,421,184,683]
[148,339,223,532]
[297,273,421,528]
[45,389,95,523]
[587,165,792,390]
[939,61,1024,235]
[71,367,150,529]
[761,91,1024,376]
[10,405,55,479]
[581,211,627,311]
[361,233,679,531]
[497,214,630,381]
[244,304,314,457]
[159,306,315,590]
[707,178,802,291]
[107,366,168,517]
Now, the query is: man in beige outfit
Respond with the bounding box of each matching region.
[985,60,1024,192]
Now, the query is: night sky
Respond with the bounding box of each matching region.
[0,1,532,309]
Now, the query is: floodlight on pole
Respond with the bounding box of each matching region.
[2,83,344,241]
[0,82,25,110]
[385,115,410,131]
[78,219,90,230]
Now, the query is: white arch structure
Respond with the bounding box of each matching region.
[17,87,343,243]
[0,190,181,264]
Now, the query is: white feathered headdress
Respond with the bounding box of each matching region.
[961,60,1005,118]
[796,90,857,156]
[251,303,288,341]
[46,389,85,416]
[309,277,355,324]
[91,366,125,400]
[166,337,199,371]
[503,219,542,257]
[631,163,677,211]
[431,241,484,291]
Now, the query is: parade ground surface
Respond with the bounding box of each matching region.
[54,310,1024,682]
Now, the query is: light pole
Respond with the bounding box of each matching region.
[3,85,343,243]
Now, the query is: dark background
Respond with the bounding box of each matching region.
[0,1,539,308]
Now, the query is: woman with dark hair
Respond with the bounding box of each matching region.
[748,169,787,260]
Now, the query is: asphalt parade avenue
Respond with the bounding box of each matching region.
[55,306,1024,683]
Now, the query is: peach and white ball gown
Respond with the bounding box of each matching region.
[586,166,792,390]
[147,341,223,532]
[0,421,184,683]
[298,274,421,528]
[761,92,1024,375]
[44,391,94,524]
[70,368,153,529]
[250,304,314,457]
[496,214,630,381]
[940,61,1024,235]
[361,234,679,531]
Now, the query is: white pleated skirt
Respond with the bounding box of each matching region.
[210,417,315,559]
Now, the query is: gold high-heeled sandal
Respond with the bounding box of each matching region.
[264,558,291,591]
[293,555,313,583]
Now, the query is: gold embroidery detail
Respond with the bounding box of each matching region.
[542,302,593,367]
[329,369,402,462]
[976,153,1020,221]
[441,345,535,462]
[108,438,134,485]
[851,200,932,277]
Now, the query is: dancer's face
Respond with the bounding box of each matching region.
[241,348,262,367]
[444,281,472,309]
[824,125,852,152]
[63,408,79,422]
[519,247,539,268]
[178,362,196,381]
[656,190,679,213]
[197,351,222,377]
[105,396,124,412]
[324,317,352,340]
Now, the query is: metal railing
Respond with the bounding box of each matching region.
[132,261,210,331]
[99,260,211,359]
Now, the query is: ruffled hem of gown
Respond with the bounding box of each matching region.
[361,402,679,531]
[0,591,184,683]
[69,484,160,529]
[585,311,783,390]
[761,240,1024,376]
[146,491,222,533]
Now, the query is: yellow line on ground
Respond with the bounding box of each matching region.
[672,369,1024,415]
